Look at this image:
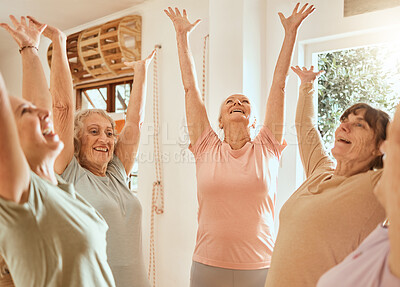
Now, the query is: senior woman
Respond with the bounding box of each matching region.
[264,66,389,287]
[316,102,400,286]
[0,18,115,287]
[2,15,153,287]
[165,4,314,287]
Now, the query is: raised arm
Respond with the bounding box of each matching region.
[292,66,332,177]
[375,104,400,279]
[265,3,315,144]
[115,51,155,175]
[28,16,75,175]
[0,16,49,109]
[0,74,30,203]
[164,7,210,145]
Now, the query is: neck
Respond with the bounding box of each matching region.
[334,158,372,177]
[223,122,251,150]
[79,157,108,177]
[29,157,58,185]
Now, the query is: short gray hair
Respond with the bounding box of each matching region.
[74,109,116,158]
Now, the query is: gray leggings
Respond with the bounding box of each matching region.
[190,261,268,287]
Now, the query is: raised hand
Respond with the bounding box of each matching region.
[279,3,315,34]
[0,15,46,49]
[291,65,324,83]
[164,7,201,35]
[124,49,156,70]
[374,105,400,218]
[27,16,66,42]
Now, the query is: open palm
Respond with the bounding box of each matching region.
[0,15,46,48]
[164,7,201,34]
[279,3,315,33]
[291,65,324,83]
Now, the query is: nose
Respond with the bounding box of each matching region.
[37,107,51,120]
[233,99,243,106]
[339,122,350,133]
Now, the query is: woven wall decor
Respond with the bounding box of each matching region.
[47,15,141,84]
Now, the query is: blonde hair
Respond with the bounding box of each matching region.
[74,109,116,158]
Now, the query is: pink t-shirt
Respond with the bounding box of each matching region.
[189,125,286,270]
[317,225,400,287]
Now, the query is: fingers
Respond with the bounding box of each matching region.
[0,23,17,39]
[298,3,309,14]
[293,2,300,14]
[0,23,13,33]
[303,5,315,16]
[123,61,134,67]
[0,73,7,98]
[9,15,19,28]
[278,12,285,23]
[27,15,41,26]
[146,49,156,62]
[38,23,47,34]
[192,19,202,28]
[20,16,28,27]
[183,9,188,18]
[175,8,182,17]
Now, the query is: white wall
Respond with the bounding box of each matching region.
[1,0,400,286]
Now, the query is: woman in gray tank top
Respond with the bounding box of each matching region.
[15,16,154,287]
[0,15,115,287]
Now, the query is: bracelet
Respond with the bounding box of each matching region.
[19,45,38,54]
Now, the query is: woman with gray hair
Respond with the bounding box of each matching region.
[9,16,153,287]
[165,4,314,287]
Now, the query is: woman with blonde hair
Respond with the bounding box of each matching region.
[165,4,314,286]
[0,15,115,286]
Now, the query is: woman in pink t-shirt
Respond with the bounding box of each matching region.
[165,4,314,287]
[317,104,400,287]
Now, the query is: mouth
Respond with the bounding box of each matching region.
[41,126,57,137]
[230,109,245,114]
[93,147,109,152]
[337,137,352,144]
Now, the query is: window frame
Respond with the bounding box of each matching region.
[75,76,133,112]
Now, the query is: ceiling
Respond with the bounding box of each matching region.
[0,0,147,53]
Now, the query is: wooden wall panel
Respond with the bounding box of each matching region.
[344,0,400,16]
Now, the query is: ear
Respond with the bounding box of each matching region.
[374,141,385,156]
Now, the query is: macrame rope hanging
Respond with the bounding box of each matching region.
[148,45,164,287]
[202,34,209,102]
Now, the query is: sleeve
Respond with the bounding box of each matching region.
[188,126,220,159]
[61,156,86,184]
[295,82,335,178]
[254,125,287,159]
[0,171,39,223]
[370,169,383,187]
[107,155,129,183]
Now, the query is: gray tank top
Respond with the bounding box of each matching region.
[62,156,150,287]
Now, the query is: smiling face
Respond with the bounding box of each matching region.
[78,113,115,171]
[219,94,252,129]
[331,109,381,167]
[9,96,63,164]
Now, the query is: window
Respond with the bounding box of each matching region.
[317,43,400,150]
[301,27,400,152]
[76,77,133,112]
